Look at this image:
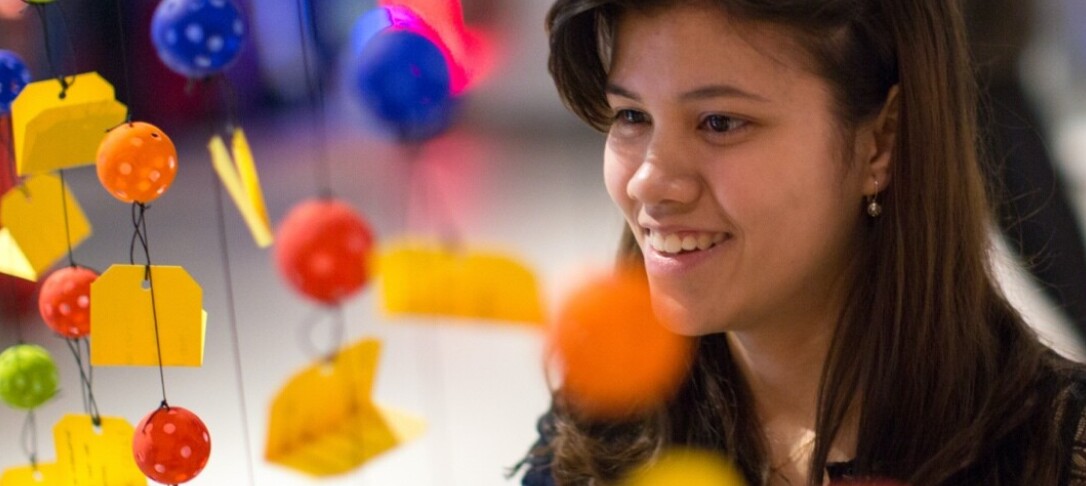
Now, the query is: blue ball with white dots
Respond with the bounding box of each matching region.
[150,0,248,79]
[0,50,30,115]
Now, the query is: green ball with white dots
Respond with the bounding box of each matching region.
[0,344,59,410]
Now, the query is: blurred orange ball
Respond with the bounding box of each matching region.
[550,269,693,419]
[38,266,98,338]
[96,122,178,203]
[274,198,375,305]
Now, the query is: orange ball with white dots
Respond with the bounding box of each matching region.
[96,122,178,204]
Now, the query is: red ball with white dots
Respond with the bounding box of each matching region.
[133,405,211,485]
[96,121,178,204]
[38,266,98,339]
[274,198,375,305]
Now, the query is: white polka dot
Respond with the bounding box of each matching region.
[59,303,71,316]
[195,55,212,68]
[234,19,244,35]
[154,464,166,473]
[155,187,166,196]
[209,0,225,7]
[164,423,176,434]
[180,446,192,458]
[77,295,89,308]
[149,170,161,182]
[185,24,204,43]
[165,29,178,46]
[207,35,224,53]
[119,162,133,175]
[69,326,79,335]
[130,137,144,147]
[168,157,177,169]
[203,432,210,443]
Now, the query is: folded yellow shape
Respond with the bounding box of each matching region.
[11,72,127,176]
[0,174,91,281]
[89,265,206,367]
[53,414,147,486]
[208,129,273,248]
[377,240,544,324]
[266,338,425,477]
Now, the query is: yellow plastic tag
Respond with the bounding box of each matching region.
[265,338,425,477]
[0,174,92,281]
[0,463,63,486]
[208,129,273,248]
[89,265,206,367]
[11,73,127,176]
[377,240,544,324]
[53,414,147,486]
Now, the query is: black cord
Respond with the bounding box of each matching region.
[130,202,169,405]
[294,0,333,198]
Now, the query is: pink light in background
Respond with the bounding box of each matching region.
[0,0,23,19]
[378,0,497,94]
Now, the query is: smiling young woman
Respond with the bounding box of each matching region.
[519,1,1086,485]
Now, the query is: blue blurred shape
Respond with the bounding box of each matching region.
[0,50,30,115]
[151,0,249,79]
[355,29,455,142]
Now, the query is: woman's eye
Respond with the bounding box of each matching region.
[614,109,648,125]
[702,114,745,133]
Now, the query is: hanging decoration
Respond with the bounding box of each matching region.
[37,266,98,338]
[150,0,248,80]
[621,449,747,486]
[0,463,63,485]
[377,240,544,324]
[0,344,58,410]
[207,128,272,247]
[549,269,694,419]
[132,406,211,484]
[53,414,147,485]
[0,174,92,281]
[265,338,424,476]
[11,72,127,176]
[96,121,178,204]
[274,198,374,305]
[0,50,30,115]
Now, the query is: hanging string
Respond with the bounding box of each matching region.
[57,169,76,267]
[296,306,345,364]
[210,167,257,486]
[20,410,37,469]
[294,0,333,198]
[130,202,169,407]
[110,0,134,122]
[65,337,101,426]
[215,76,240,133]
[32,4,76,98]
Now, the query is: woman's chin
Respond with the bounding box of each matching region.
[651,298,718,337]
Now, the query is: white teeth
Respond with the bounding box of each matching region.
[646,230,727,254]
[664,234,682,254]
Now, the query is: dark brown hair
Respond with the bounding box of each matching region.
[542,1,1075,484]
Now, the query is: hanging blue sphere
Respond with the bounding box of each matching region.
[0,51,31,115]
[355,30,456,142]
[150,0,248,79]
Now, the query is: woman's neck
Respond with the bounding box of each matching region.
[727,316,858,483]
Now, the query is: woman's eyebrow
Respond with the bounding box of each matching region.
[605,82,770,103]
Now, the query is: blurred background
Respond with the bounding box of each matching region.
[1,0,1086,484]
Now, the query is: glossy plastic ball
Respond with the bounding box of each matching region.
[0,344,59,410]
[96,122,178,203]
[275,199,374,305]
[550,270,693,419]
[355,30,455,142]
[133,406,211,484]
[151,0,248,79]
[38,266,98,339]
[0,50,30,115]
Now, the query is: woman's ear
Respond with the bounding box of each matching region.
[862,84,900,195]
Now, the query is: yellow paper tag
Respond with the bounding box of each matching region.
[265,338,425,477]
[0,463,63,486]
[53,414,147,486]
[377,240,544,324]
[89,265,206,367]
[0,174,92,281]
[208,129,273,248]
[11,73,127,176]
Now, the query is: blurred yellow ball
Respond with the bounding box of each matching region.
[623,449,747,486]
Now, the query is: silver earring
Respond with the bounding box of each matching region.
[867,180,883,218]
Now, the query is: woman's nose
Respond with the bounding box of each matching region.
[626,136,701,208]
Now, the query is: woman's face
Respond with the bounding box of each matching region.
[604,6,876,336]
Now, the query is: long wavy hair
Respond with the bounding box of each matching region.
[541,1,1076,484]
